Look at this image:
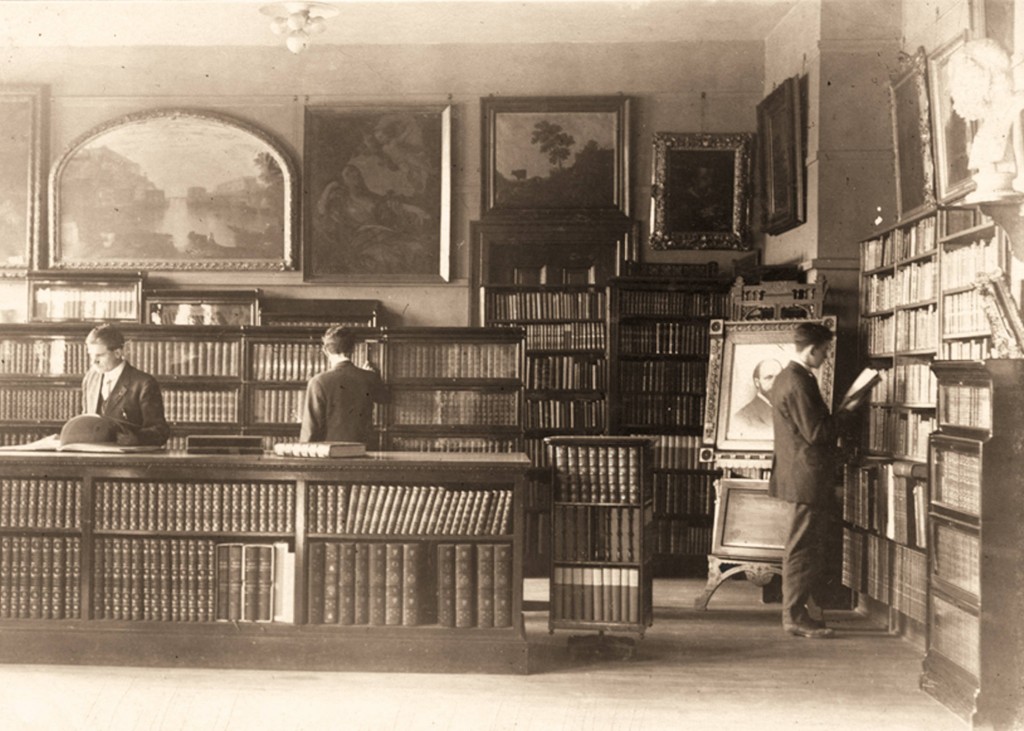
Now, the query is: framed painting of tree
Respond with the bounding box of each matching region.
[480,96,631,221]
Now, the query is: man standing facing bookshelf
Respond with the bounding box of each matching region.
[83,324,170,446]
[300,326,388,446]
[769,323,866,639]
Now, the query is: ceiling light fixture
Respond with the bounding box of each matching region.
[260,2,339,54]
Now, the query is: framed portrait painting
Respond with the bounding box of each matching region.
[890,48,937,220]
[649,132,754,251]
[48,109,298,271]
[757,76,805,235]
[702,317,836,453]
[927,32,977,203]
[481,96,631,220]
[304,105,451,283]
[0,85,46,273]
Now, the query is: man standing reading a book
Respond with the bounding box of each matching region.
[83,324,170,446]
[769,322,871,639]
[300,326,388,446]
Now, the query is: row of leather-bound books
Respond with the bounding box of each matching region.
[390,390,519,427]
[651,522,712,556]
[306,541,512,629]
[92,539,295,624]
[0,387,79,422]
[617,322,710,356]
[618,360,706,393]
[617,289,728,318]
[0,535,81,620]
[94,480,296,534]
[550,566,640,624]
[653,472,715,516]
[485,289,606,322]
[0,478,83,529]
[552,505,643,564]
[306,484,513,537]
[617,394,704,428]
[551,444,641,503]
[388,342,520,381]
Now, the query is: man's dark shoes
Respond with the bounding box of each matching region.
[785,622,835,639]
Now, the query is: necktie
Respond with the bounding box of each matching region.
[96,375,106,414]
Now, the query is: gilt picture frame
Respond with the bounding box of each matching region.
[757,76,805,235]
[703,318,836,453]
[0,85,47,273]
[48,108,298,271]
[927,32,977,203]
[890,48,937,220]
[481,95,631,221]
[304,105,451,283]
[649,132,754,251]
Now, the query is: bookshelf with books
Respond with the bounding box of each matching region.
[377,327,524,457]
[27,271,144,324]
[482,284,608,577]
[851,210,941,641]
[546,436,654,638]
[607,277,729,575]
[0,451,530,673]
[920,359,1024,728]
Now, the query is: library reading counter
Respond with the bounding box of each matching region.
[0,451,531,674]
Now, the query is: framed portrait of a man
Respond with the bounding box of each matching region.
[702,318,836,452]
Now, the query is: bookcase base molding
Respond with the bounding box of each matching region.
[0,622,530,674]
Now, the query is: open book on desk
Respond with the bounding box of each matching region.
[839,367,881,411]
[0,434,164,454]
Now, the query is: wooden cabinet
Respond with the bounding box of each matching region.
[545,436,654,637]
[0,452,530,673]
[921,360,1024,728]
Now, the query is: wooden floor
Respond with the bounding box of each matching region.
[0,578,964,731]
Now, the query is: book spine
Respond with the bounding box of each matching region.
[368,543,387,626]
[256,545,274,623]
[493,543,512,628]
[436,543,455,628]
[337,542,355,626]
[322,542,339,624]
[402,543,423,627]
[305,541,324,624]
[476,543,495,628]
[454,543,475,628]
[353,542,369,625]
[385,543,403,626]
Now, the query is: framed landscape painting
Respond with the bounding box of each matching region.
[304,105,451,282]
[703,317,836,453]
[649,132,754,251]
[0,85,46,272]
[481,96,630,220]
[48,109,298,271]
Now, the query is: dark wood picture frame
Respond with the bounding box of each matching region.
[712,478,790,560]
[0,85,47,273]
[48,108,298,272]
[757,76,805,235]
[927,32,977,203]
[890,48,937,220]
[303,105,451,283]
[480,95,631,221]
[649,132,754,251]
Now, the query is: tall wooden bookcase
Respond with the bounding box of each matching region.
[848,204,1016,645]
[607,276,729,574]
[473,219,633,576]
[921,360,1024,728]
[545,436,654,639]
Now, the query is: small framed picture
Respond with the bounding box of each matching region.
[480,95,631,220]
[649,132,754,251]
[927,32,976,203]
[145,289,260,326]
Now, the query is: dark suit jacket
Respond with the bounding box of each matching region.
[768,361,841,505]
[82,363,170,446]
[300,361,388,445]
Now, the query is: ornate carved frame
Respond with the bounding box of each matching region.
[650,132,754,251]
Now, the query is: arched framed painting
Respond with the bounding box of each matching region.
[48,108,298,271]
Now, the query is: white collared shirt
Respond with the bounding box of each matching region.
[100,361,126,399]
